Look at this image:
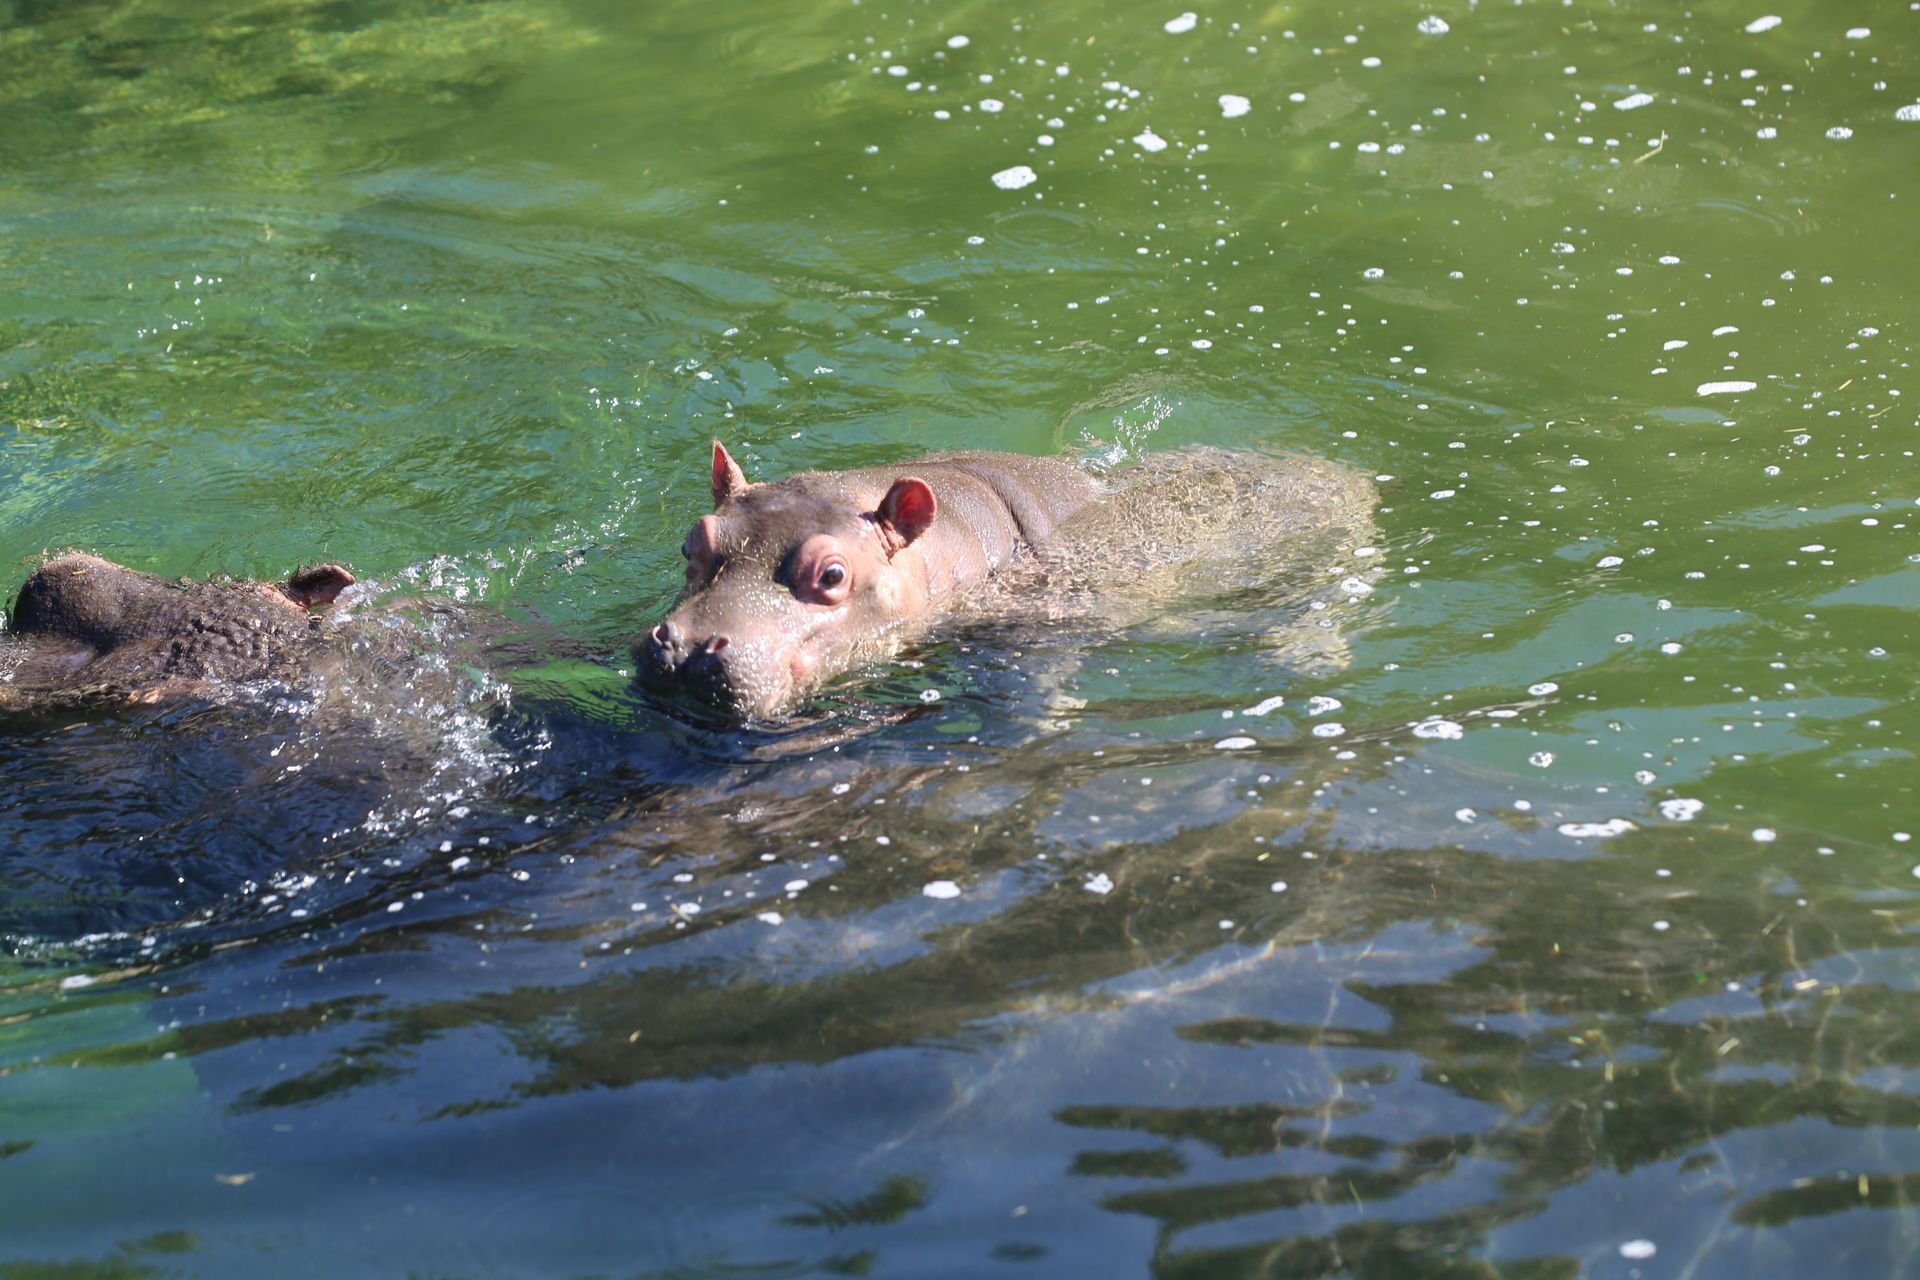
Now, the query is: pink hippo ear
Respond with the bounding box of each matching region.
[712,441,750,506]
[875,477,937,553]
[280,563,355,609]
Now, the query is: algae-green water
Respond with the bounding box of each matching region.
[2,0,1917,1275]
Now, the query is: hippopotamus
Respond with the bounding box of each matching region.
[0,553,357,707]
[638,443,1101,719]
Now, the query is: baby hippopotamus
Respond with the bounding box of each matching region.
[639,443,1100,719]
[1,553,356,706]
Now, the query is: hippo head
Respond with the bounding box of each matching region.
[637,443,937,720]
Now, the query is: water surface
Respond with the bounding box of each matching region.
[2,0,1917,1275]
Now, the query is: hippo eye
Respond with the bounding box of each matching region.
[819,564,846,590]
[681,539,692,559]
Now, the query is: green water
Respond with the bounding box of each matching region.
[2,0,1918,1275]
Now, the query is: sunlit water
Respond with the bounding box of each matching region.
[2,0,1917,1274]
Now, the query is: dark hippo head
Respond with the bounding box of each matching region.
[4,553,356,700]
[637,443,938,720]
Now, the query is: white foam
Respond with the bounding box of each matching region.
[1559,819,1637,838]
[991,165,1038,190]
[1219,94,1252,118]
[1244,695,1286,717]
[1898,104,1920,123]
[1412,719,1464,740]
[1164,11,1198,34]
[1614,92,1655,110]
[1696,380,1757,395]
[1084,873,1115,895]
[1659,798,1704,821]
[923,880,962,899]
[947,34,970,49]
[1215,736,1257,750]
[1133,128,1169,152]
[1744,15,1782,33]
[1417,15,1449,34]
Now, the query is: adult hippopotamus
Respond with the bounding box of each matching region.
[638,443,1101,719]
[0,553,356,706]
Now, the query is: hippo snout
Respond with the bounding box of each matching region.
[644,619,729,668]
[639,617,739,696]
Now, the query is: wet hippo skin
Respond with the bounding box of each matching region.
[638,442,1102,720]
[1,553,355,706]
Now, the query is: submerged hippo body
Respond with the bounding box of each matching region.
[639,444,1101,719]
[1,553,356,706]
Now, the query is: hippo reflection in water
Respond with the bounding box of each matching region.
[3,445,1377,719]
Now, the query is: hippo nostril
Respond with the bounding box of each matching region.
[650,621,674,649]
[702,635,730,656]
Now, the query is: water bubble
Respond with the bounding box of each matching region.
[1621,1241,1658,1261]
[947,34,971,49]
[980,98,1005,113]
[1528,681,1560,697]
[1596,555,1624,568]
[1164,11,1198,34]
[1752,828,1778,843]
[1455,808,1477,823]
[1744,15,1782,33]
[1418,15,1450,34]
[1311,722,1346,738]
[1898,105,1920,123]
[1529,751,1556,768]
[1363,266,1386,280]
[1825,125,1854,140]
[1846,27,1871,39]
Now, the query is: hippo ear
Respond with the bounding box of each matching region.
[280,563,355,609]
[712,442,750,506]
[876,477,937,552]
